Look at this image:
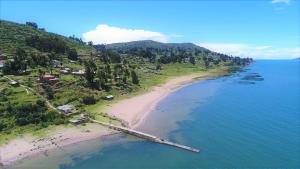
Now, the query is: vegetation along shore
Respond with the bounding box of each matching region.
[0,20,252,166]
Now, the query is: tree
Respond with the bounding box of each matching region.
[84,60,97,87]
[38,68,45,79]
[42,84,54,100]
[25,35,67,53]
[131,70,139,85]
[189,56,196,65]
[202,55,209,69]
[81,96,96,105]
[96,68,108,90]
[88,41,93,46]
[110,51,121,63]
[156,64,162,70]
[48,53,55,74]
[26,22,38,29]
[3,48,28,74]
[68,48,78,60]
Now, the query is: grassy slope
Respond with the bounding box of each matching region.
[0,20,95,56]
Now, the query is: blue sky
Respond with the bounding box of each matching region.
[0,0,299,59]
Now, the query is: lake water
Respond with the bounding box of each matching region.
[10,60,300,169]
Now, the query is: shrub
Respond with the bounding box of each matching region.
[81,95,96,105]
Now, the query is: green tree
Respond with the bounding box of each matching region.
[26,22,38,29]
[189,56,196,65]
[84,60,97,87]
[131,70,139,85]
[202,55,209,69]
[3,48,28,74]
[68,48,78,60]
[48,53,55,74]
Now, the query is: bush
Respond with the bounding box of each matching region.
[81,96,96,105]
[68,48,78,61]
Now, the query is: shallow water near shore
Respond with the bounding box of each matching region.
[9,60,300,169]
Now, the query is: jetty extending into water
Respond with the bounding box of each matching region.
[89,118,200,153]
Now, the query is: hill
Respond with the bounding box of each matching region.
[0,20,94,57]
[103,40,210,53]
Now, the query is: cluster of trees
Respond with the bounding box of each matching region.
[83,59,139,91]
[3,46,78,75]
[2,48,28,74]
[0,99,65,131]
[25,35,68,53]
[67,48,78,60]
[68,35,85,45]
[26,22,38,29]
[96,48,121,64]
[80,95,96,105]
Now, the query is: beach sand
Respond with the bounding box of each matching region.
[0,124,117,166]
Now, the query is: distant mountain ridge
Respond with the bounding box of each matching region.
[103,40,210,53]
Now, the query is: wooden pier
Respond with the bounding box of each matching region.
[89,119,200,153]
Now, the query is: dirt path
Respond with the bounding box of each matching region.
[3,76,58,111]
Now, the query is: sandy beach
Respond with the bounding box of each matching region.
[104,73,210,128]
[0,124,117,167]
[0,73,210,167]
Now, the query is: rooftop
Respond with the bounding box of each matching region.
[57,105,75,112]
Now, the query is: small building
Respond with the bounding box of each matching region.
[69,119,85,125]
[104,95,114,100]
[0,60,5,69]
[72,70,85,76]
[60,70,69,74]
[57,105,75,113]
[9,81,19,87]
[38,74,59,83]
[60,68,71,74]
[0,53,7,60]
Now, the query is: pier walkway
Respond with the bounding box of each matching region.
[90,118,200,153]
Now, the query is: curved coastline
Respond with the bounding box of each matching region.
[0,71,225,167]
[103,73,212,129]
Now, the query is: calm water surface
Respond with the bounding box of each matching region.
[10,60,300,169]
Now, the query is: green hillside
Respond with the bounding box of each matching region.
[0,20,95,57]
[104,40,209,52]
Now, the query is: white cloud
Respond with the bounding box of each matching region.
[83,24,168,44]
[271,0,291,5]
[198,43,300,60]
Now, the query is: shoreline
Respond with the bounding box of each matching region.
[103,73,215,129]
[0,124,118,167]
[0,71,223,167]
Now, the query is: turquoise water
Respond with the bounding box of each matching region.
[11,60,300,169]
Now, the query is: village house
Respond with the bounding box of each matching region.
[72,69,85,76]
[69,119,85,125]
[0,53,6,69]
[0,53,7,60]
[57,104,75,114]
[104,95,114,100]
[0,60,5,69]
[60,68,71,74]
[9,81,19,87]
[38,74,59,83]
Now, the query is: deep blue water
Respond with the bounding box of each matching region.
[11,60,300,169]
